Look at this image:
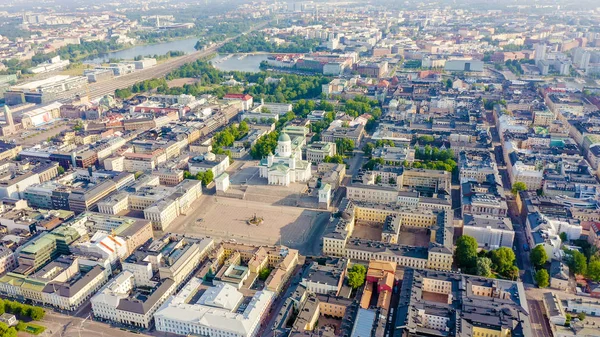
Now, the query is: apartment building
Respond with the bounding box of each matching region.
[152,169,184,186]
[122,234,214,288]
[306,142,336,164]
[459,151,499,184]
[461,178,508,217]
[0,246,16,275]
[300,258,347,296]
[396,269,532,337]
[321,124,364,145]
[400,168,451,193]
[346,184,398,204]
[0,257,109,311]
[91,270,176,329]
[97,177,202,231]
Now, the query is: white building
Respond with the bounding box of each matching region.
[91,270,176,329]
[215,173,230,193]
[70,232,128,265]
[188,153,230,177]
[462,214,514,250]
[258,132,311,186]
[567,298,600,317]
[155,280,273,337]
[510,161,544,190]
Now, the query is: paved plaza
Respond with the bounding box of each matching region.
[168,195,322,246]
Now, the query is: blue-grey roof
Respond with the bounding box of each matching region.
[351,309,376,337]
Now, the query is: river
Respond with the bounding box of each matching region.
[208,53,269,73]
[84,37,200,64]
[84,37,270,73]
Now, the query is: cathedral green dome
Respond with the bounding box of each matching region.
[278,132,291,142]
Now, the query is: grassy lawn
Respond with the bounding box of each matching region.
[59,63,93,76]
[17,322,46,335]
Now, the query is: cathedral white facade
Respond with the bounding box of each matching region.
[259,132,312,186]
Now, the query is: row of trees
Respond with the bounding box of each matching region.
[566,249,600,282]
[213,121,249,148]
[414,146,454,162]
[0,299,45,321]
[323,155,344,164]
[529,245,551,287]
[56,39,124,62]
[165,60,330,102]
[412,146,457,172]
[250,131,280,159]
[115,78,170,99]
[341,96,381,118]
[336,138,355,156]
[455,235,519,279]
[133,51,185,61]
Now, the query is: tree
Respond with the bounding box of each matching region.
[530,245,548,269]
[57,166,65,175]
[29,306,45,320]
[336,138,355,156]
[560,232,568,243]
[490,247,516,276]
[476,257,492,277]
[511,181,527,195]
[375,175,382,184]
[507,266,520,281]
[455,235,478,272]
[347,264,366,289]
[362,143,375,157]
[3,327,17,337]
[566,313,572,326]
[238,121,249,135]
[418,135,435,144]
[577,312,586,321]
[258,268,272,281]
[363,158,384,171]
[388,177,396,185]
[586,256,600,282]
[200,170,214,187]
[570,250,588,275]
[535,269,549,288]
[323,155,344,164]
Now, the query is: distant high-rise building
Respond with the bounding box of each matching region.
[3,105,13,128]
[534,43,547,64]
[573,48,591,70]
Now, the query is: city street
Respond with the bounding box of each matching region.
[527,299,553,337]
[40,311,144,337]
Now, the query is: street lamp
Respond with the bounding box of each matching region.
[78,314,91,337]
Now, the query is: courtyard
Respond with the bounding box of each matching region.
[351,222,430,248]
